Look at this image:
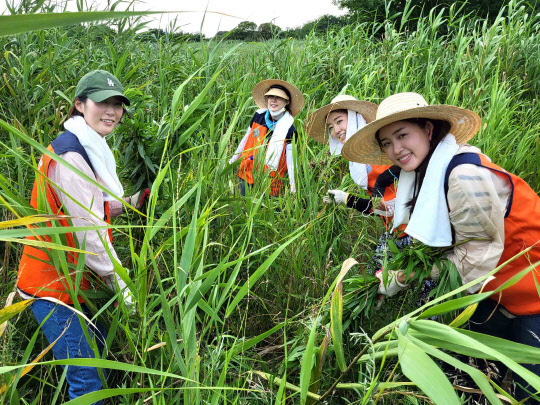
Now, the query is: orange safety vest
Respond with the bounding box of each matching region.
[445,153,540,315]
[237,119,292,197]
[367,165,397,201]
[367,165,406,233]
[18,136,112,305]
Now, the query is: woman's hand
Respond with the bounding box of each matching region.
[372,198,395,217]
[125,188,150,209]
[375,269,408,297]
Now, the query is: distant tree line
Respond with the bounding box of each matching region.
[217,14,349,41]
[333,0,539,24]
[78,0,538,43]
[216,0,539,41]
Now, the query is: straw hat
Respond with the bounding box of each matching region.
[304,95,377,143]
[342,92,481,165]
[252,79,305,117]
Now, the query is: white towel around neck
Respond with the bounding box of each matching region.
[64,116,124,201]
[328,110,370,190]
[265,110,295,171]
[391,133,459,247]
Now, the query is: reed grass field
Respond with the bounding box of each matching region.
[1,0,539,403]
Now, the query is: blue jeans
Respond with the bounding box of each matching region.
[237,176,253,196]
[31,300,106,404]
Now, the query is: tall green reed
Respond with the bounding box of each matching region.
[1,0,540,403]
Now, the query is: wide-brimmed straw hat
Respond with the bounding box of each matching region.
[342,92,481,165]
[252,79,305,117]
[304,95,377,143]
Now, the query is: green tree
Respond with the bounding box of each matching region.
[333,0,539,23]
[229,21,258,40]
[258,22,282,39]
[237,21,257,31]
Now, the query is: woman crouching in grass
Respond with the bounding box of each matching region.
[229,79,304,196]
[17,70,148,403]
[305,95,410,271]
[343,92,540,402]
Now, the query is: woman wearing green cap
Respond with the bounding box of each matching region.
[17,70,148,403]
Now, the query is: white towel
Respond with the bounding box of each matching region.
[349,162,369,190]
[265,110,294,171]
[328,110,370,190]
[64,116,124,201]
[391,133,459,247]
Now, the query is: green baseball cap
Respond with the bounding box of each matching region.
[75,70,131,106]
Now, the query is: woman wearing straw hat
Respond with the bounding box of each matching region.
[343,92,540,401]
[229,79,304,196]
[305,95,415,277]
[305,94,400,217]
[17,70,148,403]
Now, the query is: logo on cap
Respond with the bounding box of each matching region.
[107,78,115,87]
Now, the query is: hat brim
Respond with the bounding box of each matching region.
[342,105,481,165]
[252,79,304,117]
[87,89,131,106]
[304,100,378,143]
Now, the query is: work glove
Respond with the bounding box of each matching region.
[375,269,408,297]
[127,188,150,210]
[290,184,296,194]
[323,189,348,205]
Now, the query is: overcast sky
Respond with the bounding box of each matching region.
[74,0,348,37]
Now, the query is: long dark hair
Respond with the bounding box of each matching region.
[265,84,292,114]
[376,118,450,213]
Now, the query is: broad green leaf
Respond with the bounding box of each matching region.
[0,214,59,229]
[330,287,346,372]
[307,334,330,405]
[396,329,460,404]
[274,370,288,405]
[0,11,167,37]
[0,300,35,327]
[449,302,479,327]
[458,329,540,364]
[299,316,321,405]
[0,358,184,378]
[418,291,492,319]
[410,320,540,392]
[407,333,503,404]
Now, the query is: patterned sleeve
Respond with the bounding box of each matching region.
[49,151,120,277]
[444,163,511,293]
[345,194,373,214]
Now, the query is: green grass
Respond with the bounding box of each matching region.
[1,0,539,403]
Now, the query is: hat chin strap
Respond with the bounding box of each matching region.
[269,107,286,118]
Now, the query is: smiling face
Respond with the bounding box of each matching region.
[377,120,433,171]
[266,95,288,113]
[326,110,348,144]
[74,96,124,137]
